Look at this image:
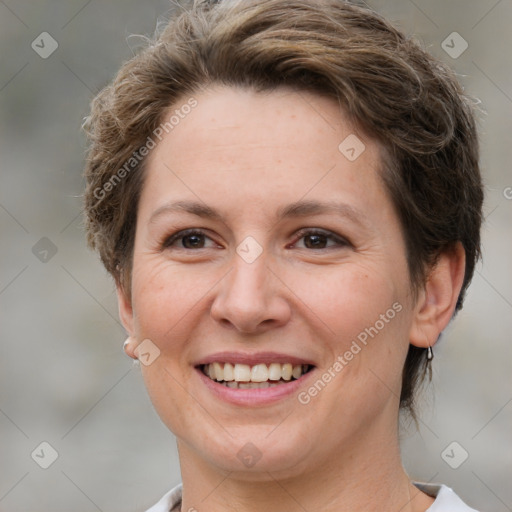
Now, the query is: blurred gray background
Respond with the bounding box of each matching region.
[1,1,511,511]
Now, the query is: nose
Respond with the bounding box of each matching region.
[210,253,291,334]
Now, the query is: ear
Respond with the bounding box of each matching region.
[409,243,466,348]
[116,283,138,359]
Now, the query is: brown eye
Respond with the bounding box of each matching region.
[292,229,350,250]
[303,233,329,249]
[181,233,206,248]
[163,229,218,250]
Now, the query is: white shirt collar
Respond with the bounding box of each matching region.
[146,482,480,512]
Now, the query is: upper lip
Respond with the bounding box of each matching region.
[194,351,316,367]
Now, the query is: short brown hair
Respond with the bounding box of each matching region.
[83,0,483,414]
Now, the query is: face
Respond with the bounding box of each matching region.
[120,86,420,479]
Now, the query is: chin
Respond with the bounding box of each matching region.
[181,424,315,479]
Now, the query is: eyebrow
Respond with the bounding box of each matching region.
[276,200,368,227]
[149,200,222,224]
[149,199,369,228]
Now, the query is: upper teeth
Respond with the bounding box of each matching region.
[203,362,309,382]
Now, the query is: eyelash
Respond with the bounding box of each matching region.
[162,229,220,250]
[292,228,350,249]
[162,228,350,251]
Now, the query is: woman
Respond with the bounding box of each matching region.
[83,0,483,510]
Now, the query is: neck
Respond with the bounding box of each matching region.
[176,412,434,512]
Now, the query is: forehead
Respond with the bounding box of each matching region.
[139,85,389,224]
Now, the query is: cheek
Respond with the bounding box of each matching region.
[130,261,210,431]
[284,259,412,397]
[286,262,403,338]
[131,258,214,340]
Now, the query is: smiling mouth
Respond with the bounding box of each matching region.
[200,362,314,389]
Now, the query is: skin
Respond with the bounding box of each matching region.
[118,86,465,512]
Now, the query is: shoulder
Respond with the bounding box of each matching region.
[414,482,481,512]
[144,483,183,512]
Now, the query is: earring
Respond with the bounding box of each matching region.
[123,337,138,359]
[426,345,433,361]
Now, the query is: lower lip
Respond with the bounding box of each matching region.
[195,367,315,406]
